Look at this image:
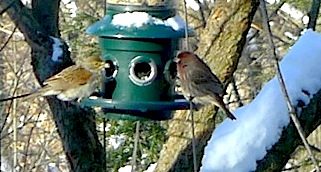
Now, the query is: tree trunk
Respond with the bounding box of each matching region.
[0,0,105,171]
[155,0,259,171]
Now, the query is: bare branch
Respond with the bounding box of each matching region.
[259,0,320,171]
[0,27,23,37]
[195,0,207,28]
[0,25,18,53]
[0,0,14,15]
[307,0,321,30]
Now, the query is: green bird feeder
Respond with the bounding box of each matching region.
[81,3,193,120]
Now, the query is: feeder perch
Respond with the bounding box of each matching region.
[81,3,193,120]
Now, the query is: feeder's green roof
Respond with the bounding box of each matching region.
[86,4,194,39]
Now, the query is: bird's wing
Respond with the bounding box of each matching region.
[43,65,93,90]
[189,68,225,96]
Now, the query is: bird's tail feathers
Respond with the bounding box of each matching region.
[20,91,47,101]
[0,93,33,102]
[21,86,61,101]
[221,105,236,120]
[0,86,60,102]
[213,95,236,120]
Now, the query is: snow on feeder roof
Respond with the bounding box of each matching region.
[86,4,193,39]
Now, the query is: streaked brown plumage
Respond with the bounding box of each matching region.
[176,51,236,120]
[0,56,108,102]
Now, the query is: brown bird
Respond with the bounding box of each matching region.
[0,56,109,102]
[176,51,236,120]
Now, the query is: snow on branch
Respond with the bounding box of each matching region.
[201,30,321,172]
[50,36,63,62]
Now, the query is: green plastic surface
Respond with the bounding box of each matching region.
[80,98,192,121]
[84,4,193,120]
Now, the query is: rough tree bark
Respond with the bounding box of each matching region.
[155,0,259,171]
[0,0,105,171]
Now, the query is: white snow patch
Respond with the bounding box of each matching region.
[118,163,157,172]
[111,12,154,28]
[62,0,77,17]
[185,0,216,11]
[281,3,304,20]
[165,15,186,31]
[267,0,308,24]
[97,122,111,132]
[302,16,310,25]
[266,0,279,4]
[201,30,321,172]
[118,165,132,172]
[50,36,63,62]
[144,163,157,172]
[186,0,200,10]
[284,31,298,40]
[108,134,126,149]
[1,157,13,172]
[111,12,185,31]
[48,163,60,172]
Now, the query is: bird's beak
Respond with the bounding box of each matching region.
[173,57,180,63]
[104,62,111,68]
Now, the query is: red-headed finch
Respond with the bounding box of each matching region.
[176,51,236,120]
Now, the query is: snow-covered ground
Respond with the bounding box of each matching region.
[201,30,321,172]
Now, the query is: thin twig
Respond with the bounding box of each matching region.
[259,1,320,171]
[183,0,190,50]
[269,1,286,19]
[103,0,107,16]
[190,100,197,172]
[0,27,23,37]
[195,0,207,28]
[309,144,321,153]
[131,121,140,172]
[0,25,18,53]
[0,0,14,15]
[12,35,18,170]
[0,52,27,133]
[22,111,42,172]
[231,76,243,107]
[103,1,107,168]
[183,0,197,171]
[103,119,107,170]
